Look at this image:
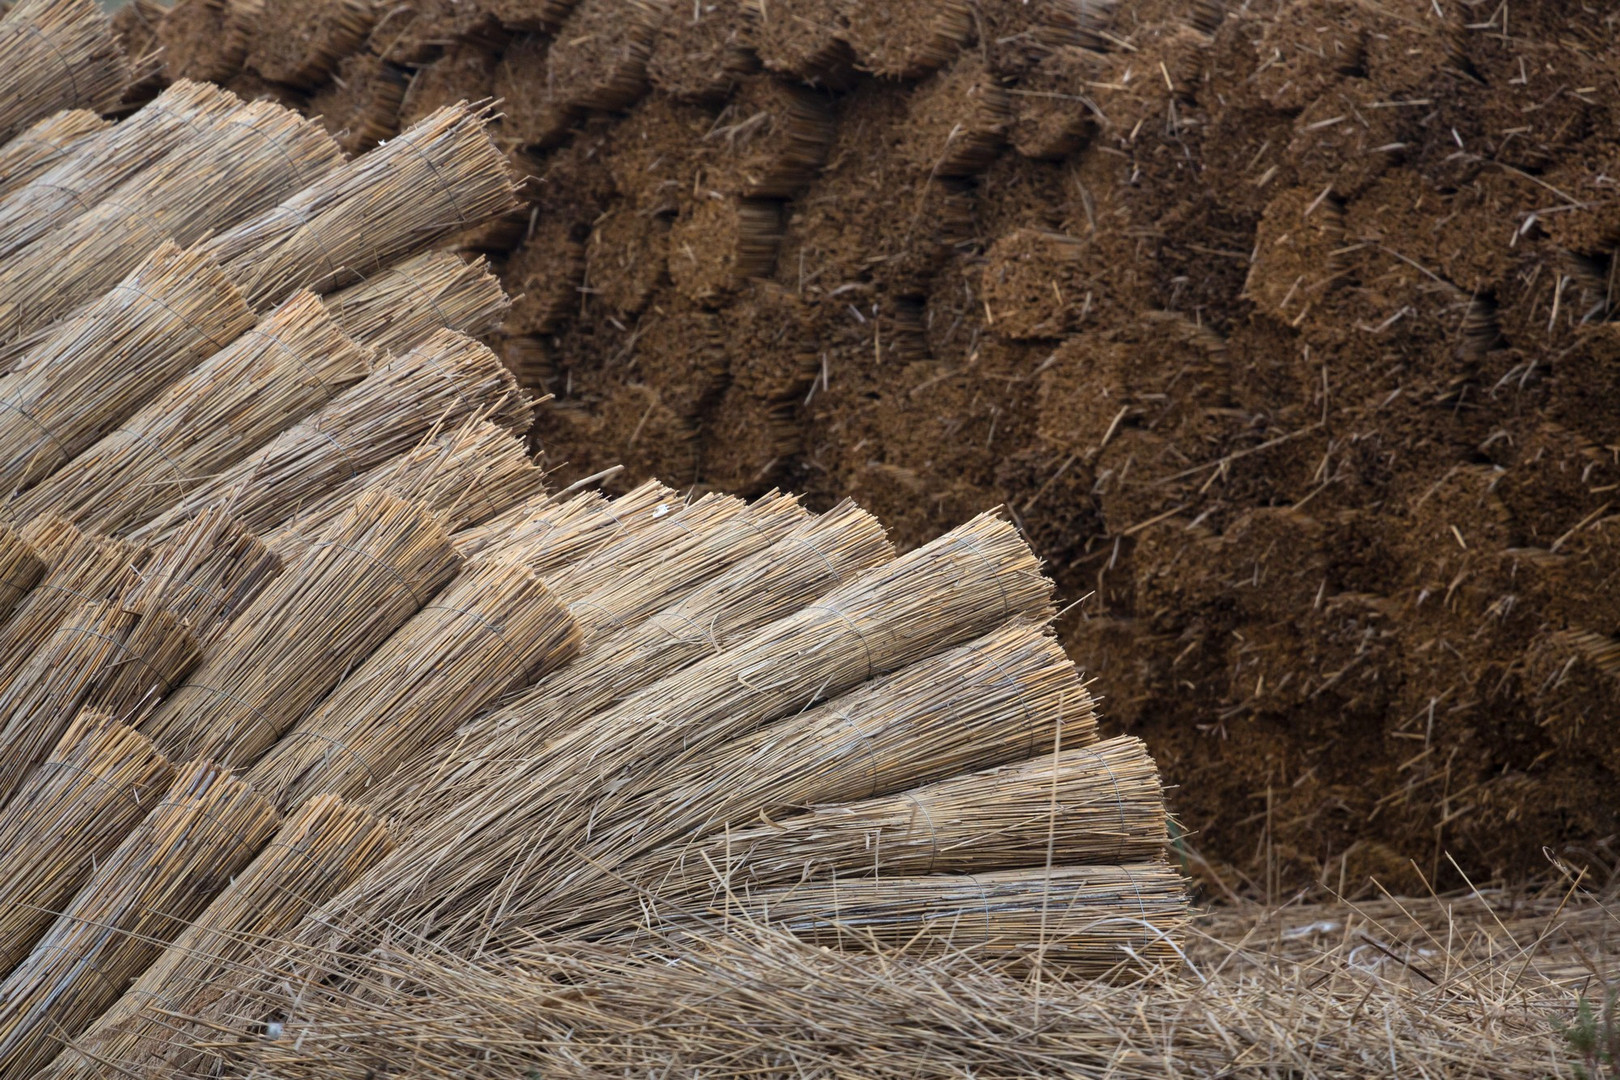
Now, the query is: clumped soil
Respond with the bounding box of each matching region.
[126,0,1620,892]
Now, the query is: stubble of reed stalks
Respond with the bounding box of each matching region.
[836,0,974,79]
[0,759,279,1077]
[0,109,107,200]
[122,509,282,644]
[451,479,676,570]
[136,328,529,541]
[321,250,511,355]
[246,0,376,89]
[248,559,580,812]
[13,290,374,534]
[37,794,393,1080]
[0,521,43,623]
[647,0,757,104]
[139,491,461,768]
[545,0,663,113]
[0,711,172,977]
[0,0,129,144]
[0,98,343,347]
[0,241,255,496]
[571,736,1165,938]
[262,418,545,560]
[156,0,262,81]
[0,596,197,809]
[198,104,521,311]
[706,76,836,199]
[0,81,239,267]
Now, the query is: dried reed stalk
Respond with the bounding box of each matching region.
[0,760,279,1076]
[248,560,579,812]
[646,0,756,103]
[156,0,262,81]
[0,597,196,809]
[122,509,281,644]
[0,81,238,267]
[322,250,510,355]
[139,492,460,768]
[571,737,1163,937]
[648,862,1185,975]
[837,0,974,78]
[136,329,528,541]
[0,521,43,623]
[0,98,342,346]
[37,795,392,1080]
[0,109,107,200]
[0,241,255,495]
[246,0,375,89]
[0,711,172,975]
[546,0,662,112]
[706,77,836,198]
[453,480,674,570]
[14,290,373,534]
[199,104,520,310]
[262,419,545,560]
[0,0,128,143]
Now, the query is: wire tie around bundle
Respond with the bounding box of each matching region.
[396,131,473,229]
[114,281,240,352]
[830,708,883,799]
[240,321,343,391]
[1077,744,1132,863]
[649,610,715,650]
[270,729,382,786]
[421,597,533,671]
[25,180,99,214]
[959,531,1013,618]
[0,397,70,466]
[965,873,995,941]
[777,532,842,583]
[12,21,79,103]
[223,111,313,194]
[170,680,286,748]
[119,427,191,484]
[304,425,364,480]
[898,791,940,875]
[804,600,874,681]
[36,757,154,807]
[61,619,183,694]
[394,265,456,331]
[304,537,434,606]
[567,597,629,634]
[958,639,1035,756]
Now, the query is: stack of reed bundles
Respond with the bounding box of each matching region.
[452,478,676,571]
[322,250,511,355]
[0,522,43,622]
[122,509,282,644]
[0,0,128,144]
[0,110,107,200]
[36,795,393,1080]
[0,760,279,1076]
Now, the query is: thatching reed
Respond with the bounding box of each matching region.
[12,290,374,534]
[262,419,544,559]
[38,794,393,1080]
[156,0,261,81]
[0,109,107,200]
[139,492,460,767]
[135,328,528,540]
[837,0,975,79]
[0,759,278,1077]
[0,241,255,496]
[643,862,1185,974]
[453,478,676,571]
[248,560,579,812]
[0,0,128,144]
[0,81,238,267]
[647,0,756,103]
[245,0,375,89]
[706,76,837,199]
[0,521,43,622]
[198,104,521,310]
[0,98,342,347]
[122,509,281,643]
[568,737,1164,938]
[546,0,662,113]
[0,596,196,808]
[0,712,172,976]
[322,250,511,354]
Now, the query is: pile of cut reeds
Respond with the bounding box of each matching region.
[0,61,1184,1079]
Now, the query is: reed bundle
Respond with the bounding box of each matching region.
[0,522,145,696]
[546,0,662,113]
[648,862,1185,975]
[707,77,837,199]
[0,81,238,267]
[647,0,756,104]
[13,290,374,534]
[901,57,1012,178]
[0,109,107,200]
[139,492,460,767]
[292,514,1054,950]
[156,0,262,81]
[0,0,128,144]
[0,596,196,808]
[249,560,580,812]
[670,195,784,302]
[322,250,510,355]
[0,241,255,496]
[837,0,974,79]
[38,794,392,1080]
[0,759,279,1076]
[198,105,521,311]
[0,521,43,622]
[123,510,281,643]
[452,481,684,573]
[570,737,1163,937]
[263,419,545,559]
[0,98,343,346]
[0,712,172,975]
[136,328,528,540]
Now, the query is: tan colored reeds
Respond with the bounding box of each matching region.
[649,862,1185,974]
[198,104,521,311]
[139,492,461,767]
[0,81,238,266]
[136,328,528,540]
[571,737,1162,937]
[122,509,281,643]
[322,250,511,355]
[13,290,374,534]
[0,98,343,346]
[37,794,392,1080]
[0,521,43,623]
[262,419,545,559]
[249,560,579,812]
[0,712,172,975]
[0,0,128,143]
[452,479,675,571]
[0,759,279,1076]
[0,597,197,808]
[0,109,107,200]
[0,241,255,495]
[156,0,262,81]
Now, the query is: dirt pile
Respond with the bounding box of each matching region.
[122,0,1620,891]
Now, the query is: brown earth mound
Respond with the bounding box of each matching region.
[126,0,1620,892]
